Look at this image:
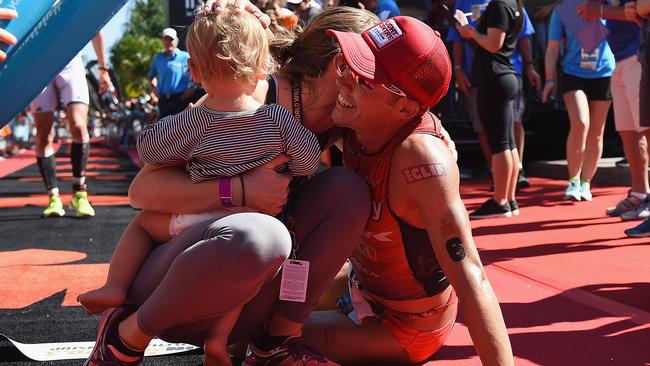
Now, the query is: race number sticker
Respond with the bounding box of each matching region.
[279,259,310,302]
[580,48,599,70]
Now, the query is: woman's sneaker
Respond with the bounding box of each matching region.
[624,219,650,238]
[509,200,520,216]
[564,179,581,201]
[469,199,512,219]
[580,181,592,201]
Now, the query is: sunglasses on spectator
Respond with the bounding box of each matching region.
[335,55,407,98]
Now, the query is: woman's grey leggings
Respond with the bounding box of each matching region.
[126,167,371,346]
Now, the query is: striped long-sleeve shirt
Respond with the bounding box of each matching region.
[137,104,321,183]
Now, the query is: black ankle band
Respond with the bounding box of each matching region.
[106,325,144,357]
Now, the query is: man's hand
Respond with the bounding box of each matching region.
[454,68,471,96]
[202,0,271,28]
[0,8,18,62]
[542,80,554,103]
[242,155,292,215]
[98,71,114,94]
[577,1,601,20]
[525,64,541,90]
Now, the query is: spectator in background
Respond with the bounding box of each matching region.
[542,6,615,202]
[624,0,650,237]
[577,0,647,220]
[455,0,526,219]
[11,110,33,152]
[448,5,540,190]
[0,122,11,159]
[286,0,322,25]
[361,0,400,20]
[148,28,196,118]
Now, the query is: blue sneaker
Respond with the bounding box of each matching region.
[624,219,650,238]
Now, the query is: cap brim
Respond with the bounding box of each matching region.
[326,29,390,84]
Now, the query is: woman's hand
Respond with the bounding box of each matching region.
[454,10,475,39]
[0,8,18,62]
[241,155,292,215]
[542,80,554,103]
[202,0,271,28]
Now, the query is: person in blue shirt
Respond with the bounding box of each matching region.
[148,28,196,118]
[448,2,540,190]
[542,7,615,202]
[578,0,647,221]
[361,0,400,20]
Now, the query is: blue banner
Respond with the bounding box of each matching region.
[0,0,129,126]
[0,0,57,56]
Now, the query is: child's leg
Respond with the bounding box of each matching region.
[78,210,173,314]
[204,306,243,366]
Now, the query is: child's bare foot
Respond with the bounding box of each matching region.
[77,285,127,314]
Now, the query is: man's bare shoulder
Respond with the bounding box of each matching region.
[396,132,455,166]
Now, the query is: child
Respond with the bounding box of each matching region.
[78,8,320,364]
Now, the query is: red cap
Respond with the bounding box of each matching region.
[326,16,451,110]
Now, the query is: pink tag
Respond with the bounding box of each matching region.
[279,259,310,302]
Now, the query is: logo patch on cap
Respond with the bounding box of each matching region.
[367,19,403,49]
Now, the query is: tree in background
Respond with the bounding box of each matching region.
[111,0,165,98]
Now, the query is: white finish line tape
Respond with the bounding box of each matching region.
[0,333,199,361]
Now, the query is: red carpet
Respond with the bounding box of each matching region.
[1,146,648,365]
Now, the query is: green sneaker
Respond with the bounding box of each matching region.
[71,191,95,217]
[43,196,66,217]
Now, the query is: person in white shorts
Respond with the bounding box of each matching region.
[577,0,648,219]
[31,32,113,218]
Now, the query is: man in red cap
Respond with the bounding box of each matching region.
[301,16,514,365]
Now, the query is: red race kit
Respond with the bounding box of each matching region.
[342,112,458,363]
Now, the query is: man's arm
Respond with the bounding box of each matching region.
[391,134,513,366]
[148,56,159,97]
[517,37,541,90]
[149,76,158,97]
[91,32,114,94]
[452,41,471,96]
[577,0,631,21]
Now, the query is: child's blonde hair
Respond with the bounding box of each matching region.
[186,6,275,85]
